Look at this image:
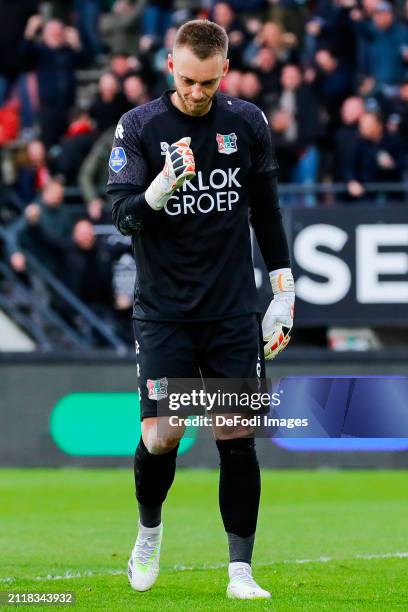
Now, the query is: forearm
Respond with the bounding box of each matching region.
[249,173,291,272]
[107,185,153,235]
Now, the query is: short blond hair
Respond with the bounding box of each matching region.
[174,19,228,59]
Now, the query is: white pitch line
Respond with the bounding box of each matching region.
[1,552,407,584]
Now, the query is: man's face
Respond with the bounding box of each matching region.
[281,66,301,90]
[42,181,64,207]
[43,20,65,48]
[168,46,229,116]
[341,97,364,124]
[73,221,95,250]
[359,113,382,140]
[373,9,393,30]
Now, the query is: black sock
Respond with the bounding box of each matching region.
[227,532,255,565]
[216,438,260,564]
[134,437,179,528]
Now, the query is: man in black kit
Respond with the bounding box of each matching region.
[107,19,295,600]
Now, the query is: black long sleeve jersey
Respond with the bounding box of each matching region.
[107,90,290,321]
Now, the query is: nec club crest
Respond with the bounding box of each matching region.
[146,377,168,400]
[216,132,238,155]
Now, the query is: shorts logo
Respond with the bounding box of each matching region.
[160,141,169,155]
[109,147,127,173]
[147,377,168,400]
[216,133,238,155]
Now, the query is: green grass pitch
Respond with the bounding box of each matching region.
[1,469,407,611]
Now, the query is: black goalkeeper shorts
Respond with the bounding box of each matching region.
[133,315,265,419]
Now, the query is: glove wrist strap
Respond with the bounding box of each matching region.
[145,174,172,211]
[269,268,295,295]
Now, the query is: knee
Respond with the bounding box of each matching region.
[143,432,180,455]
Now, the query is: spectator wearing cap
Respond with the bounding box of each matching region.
[352,1,408,92]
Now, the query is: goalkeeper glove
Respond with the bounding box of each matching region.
[145,136,196,211]
[262,268,295,360]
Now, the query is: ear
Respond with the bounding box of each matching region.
[222,58,229,78]
[168,53,174,75]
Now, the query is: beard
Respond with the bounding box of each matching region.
[174,86,215,116]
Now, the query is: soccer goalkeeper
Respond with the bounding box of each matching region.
[107,19,294,600]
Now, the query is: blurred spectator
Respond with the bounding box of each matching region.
[251,47,281,99]
[109,51,137,83]
[213,2,247,67]
[304,0,358,68]
[239,72,264,108]
[352,2,408,91]
[271,65,323,202]
[100,0,146,55]
[347,111,404,198]
[60,219,114,321]
[311,49,354,130]
[334,96,365,182]
[14,140,50,204]
[50,110,97,185]
[0,101,20,145]
[152,26,177,93]
[0,0,37,105]
[390,80,408,157]
[266,0,307,49]
[123,75,149,108]
[89,72,128,132]
[18,179,73,272]
[245,21,298,67]
[78,126,115,220]
[22,15,85,148]
[221,69,242,96]
[143,0,175,43]
[74,0,104,62]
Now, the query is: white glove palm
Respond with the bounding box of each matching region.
[262,268,295,360]
[145,137,196,210]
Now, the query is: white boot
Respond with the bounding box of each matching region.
[128,522,163,592]
[227,562,271,599]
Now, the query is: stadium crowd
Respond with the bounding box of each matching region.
[1,0,408,346]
